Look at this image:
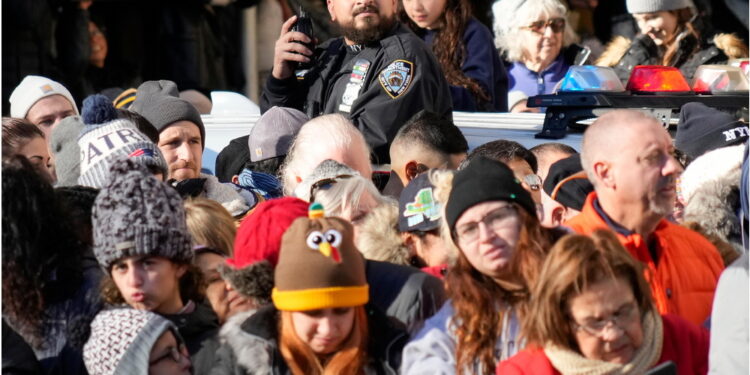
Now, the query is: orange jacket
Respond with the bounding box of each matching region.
[564,193,724,326]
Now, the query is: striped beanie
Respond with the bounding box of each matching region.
[77,94,167,188]
[83,308,184,375]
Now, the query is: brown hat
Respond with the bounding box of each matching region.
[272,202,369,311]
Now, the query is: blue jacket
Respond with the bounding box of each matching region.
[506,45,583,111]
[422,18,508,112]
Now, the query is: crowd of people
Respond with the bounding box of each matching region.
[2,0,749,374]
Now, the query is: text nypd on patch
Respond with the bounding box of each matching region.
[379,60,414,99]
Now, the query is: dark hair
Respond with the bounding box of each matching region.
[2,117,44,159]
[529,142,578,158]
[55,186,100,249]
[394,110,469,155]
[399,0,490,108]
[2,156,84,346]
[245,156,286,177]
[101,262,206,307]
[117,109,159,143]
[463,139,538,173]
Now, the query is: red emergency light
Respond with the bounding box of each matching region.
[625,65,692,94]
[692,65,749,94]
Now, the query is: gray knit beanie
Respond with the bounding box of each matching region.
[77,95,168,189]
[294,159,360,202]
[50,115,85,187]
[130,80,206,148]
[92,158,193,270]
[626,0,694,13]
[83,308,184,375]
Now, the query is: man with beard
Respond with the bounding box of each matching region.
[566,109,724,326]
[261,0,453,164]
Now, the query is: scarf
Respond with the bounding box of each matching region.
[238,169,283,199]
[544,308,663,375]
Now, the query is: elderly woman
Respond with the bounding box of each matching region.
[401,157,564,374]
[496,230,709,375]
[493,0,581,113]
[597,0,747,81]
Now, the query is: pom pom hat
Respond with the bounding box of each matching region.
[272,203,369,311]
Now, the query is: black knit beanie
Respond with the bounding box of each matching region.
[541,154,593,211]
[130,80,206,149]
[445,156,536,231]
[675,102,749,160]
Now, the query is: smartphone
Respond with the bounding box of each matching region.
[291,6,314,70]
[645,361,677,375]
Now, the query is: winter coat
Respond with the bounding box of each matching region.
[210,304,409,375]
[506,45,585,111]
[163,301,221,375]
[596,33,747,81]
[496,314,709,375]
[260,23,453,163]
[365,260,446,335]
[420,18,509,112]
[2,320,43,375]
[200,173,254,218]
[401,301,522,374]
[4,263,102,375]
[709,253,749,375]
[565,192,724,326]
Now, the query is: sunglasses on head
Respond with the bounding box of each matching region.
[310,174,354,202]
[522,18,565,34]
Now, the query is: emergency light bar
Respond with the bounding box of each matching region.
[692,65,750,94]
[729,58,750,78]
[529,65,749,139]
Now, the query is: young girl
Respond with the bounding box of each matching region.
[400,0,508,112]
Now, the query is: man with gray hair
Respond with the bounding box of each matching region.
[566,109,724,327]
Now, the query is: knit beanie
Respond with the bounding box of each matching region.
[130,80,205,148]
[272,203,369,311]
[294,159,360,202]
[542,154,594,211]
[249,106,308,162]
[219,197,309,302]
[77,95,168,189]
[9,75,79,119]
[626,0,694,13]
[92,158,193,270]
[50,115,85,187]
[445,156,536,231]
[83,308,184,375]
[675,102,749,161]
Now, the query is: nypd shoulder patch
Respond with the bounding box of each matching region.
[379,60,414,99]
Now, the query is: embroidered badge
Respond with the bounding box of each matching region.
[403,188,441,221]
[339,59,371,113]
[40,84,53,93]
[379,60,414,99]
[128,148,154,158]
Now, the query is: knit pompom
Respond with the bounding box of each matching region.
[82,94,118,126]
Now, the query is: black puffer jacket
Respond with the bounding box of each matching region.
[210,304,409,375]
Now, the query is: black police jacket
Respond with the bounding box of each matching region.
[261,23,453,164]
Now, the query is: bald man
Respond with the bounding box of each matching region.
[566,109,724,326]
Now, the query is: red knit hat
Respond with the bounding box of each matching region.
[219,197,308,303]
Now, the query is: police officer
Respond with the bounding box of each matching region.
[261,0,453,164]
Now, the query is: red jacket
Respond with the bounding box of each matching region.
[564,193,723,326]
[496,314,709,375]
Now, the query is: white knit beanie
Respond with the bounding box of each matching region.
[9,75,79,119]
[83,308,183,375]
[626,0,694,13]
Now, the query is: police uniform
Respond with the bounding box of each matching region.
[261,23,453,164]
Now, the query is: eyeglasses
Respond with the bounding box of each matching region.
[309,174,353,202]
[571,302,639,338]
[522,174,542,191]
[149,345,188,365]
[453,205,518,244]
[522,18,566,34]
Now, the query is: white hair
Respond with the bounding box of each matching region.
[493,0,579,63]
[281,114,371,196]
[313,174,391,219]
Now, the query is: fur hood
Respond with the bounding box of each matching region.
[215,309,276,374]
[355,203,411,266]
[682,145,744,252]
[200,173,252,217]
[596,33,748,68]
